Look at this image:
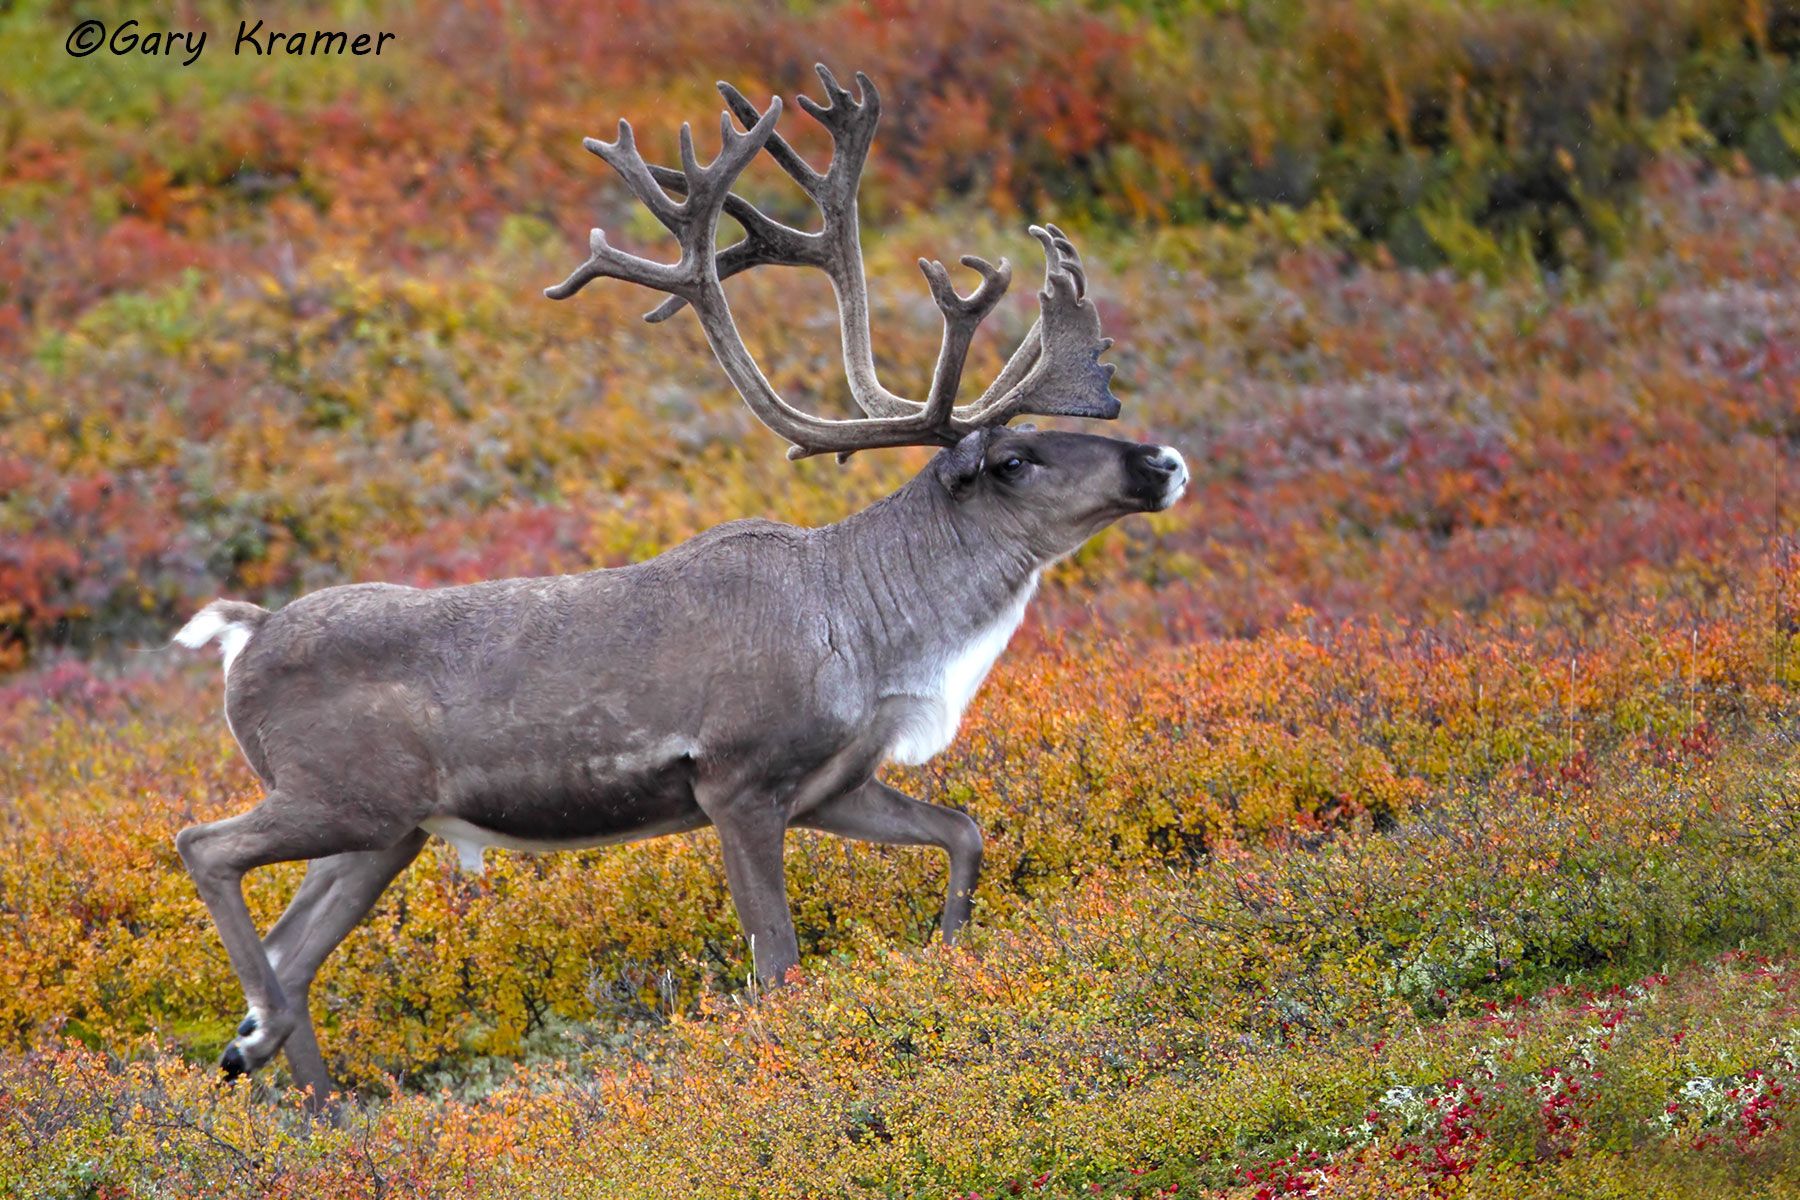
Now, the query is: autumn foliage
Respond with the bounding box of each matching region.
[9,0,1800,1195]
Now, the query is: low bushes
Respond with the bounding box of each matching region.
[7,715,1800,1195]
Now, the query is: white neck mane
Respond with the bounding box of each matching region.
[886,570,1039,765]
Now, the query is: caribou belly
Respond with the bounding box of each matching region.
[886,572,1038,766]
[421,808,707,875]
[424,734,705,873]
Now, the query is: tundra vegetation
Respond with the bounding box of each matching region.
[6,0,1800,1196]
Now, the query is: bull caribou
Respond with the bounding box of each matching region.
[173,65,1187,1098]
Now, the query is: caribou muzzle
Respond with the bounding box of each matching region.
[1130,444,1189,511]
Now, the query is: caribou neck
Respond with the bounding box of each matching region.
[821,470,1041,670]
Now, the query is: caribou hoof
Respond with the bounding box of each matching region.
[217,1006,296,1079]
[219,1044,250,1079]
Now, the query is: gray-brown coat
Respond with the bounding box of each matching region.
[172,66,1188,1103]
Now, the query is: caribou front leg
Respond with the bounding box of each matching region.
[709,802,801,988]
[698,720,898,988]
[793,778,983,945]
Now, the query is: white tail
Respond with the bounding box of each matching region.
[174,600,268,674]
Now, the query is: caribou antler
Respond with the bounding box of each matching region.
[546,65,1119,459]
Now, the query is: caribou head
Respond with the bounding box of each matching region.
[170,66,1186,1105]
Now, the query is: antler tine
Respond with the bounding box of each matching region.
[643,68,939,422]
[1038,222,1087,296]
[949,224,1119,431]
[596,120,685,233]
[633,77,840,327]
[542,215,683,302]
[811,253,1010,463]
[791,66,882,206]
[640,164,822,324]
[676,106,788,251]
[545,100,784,304]
[952,222,1087,417]
[721,80,827,197]
[544,124,681,301]
[721,67,924,420]
[717,65,881,206]
[920,254,1012,422]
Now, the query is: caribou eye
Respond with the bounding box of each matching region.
[995,455,1026,477]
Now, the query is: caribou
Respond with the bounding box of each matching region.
[172,65,1188,1099]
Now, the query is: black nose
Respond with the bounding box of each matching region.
[1139,449,1180,477]
[1127,444,1189,510]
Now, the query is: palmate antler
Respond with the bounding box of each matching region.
[546,65,1119,460]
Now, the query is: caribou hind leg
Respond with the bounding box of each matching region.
[252,833,428,1104]
[175,790,421,1085]
[243,855,341,1098]
[793,778,984,945]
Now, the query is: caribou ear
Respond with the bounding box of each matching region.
[937,427,992,498]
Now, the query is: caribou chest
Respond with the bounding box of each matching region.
[885,571,1039,766]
